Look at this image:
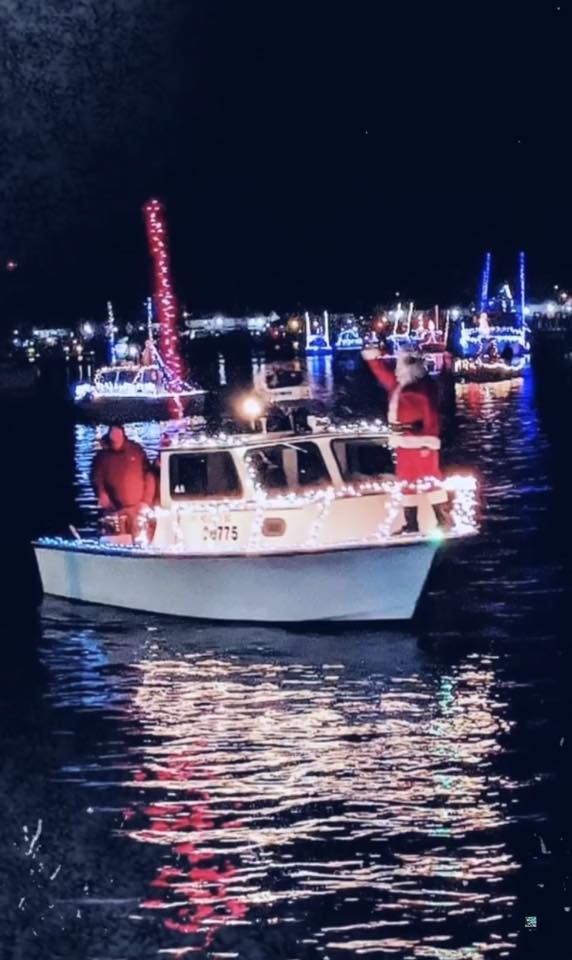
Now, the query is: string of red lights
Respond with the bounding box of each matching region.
[142,199,185,403]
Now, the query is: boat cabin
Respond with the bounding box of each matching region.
[142,423,461,554]
[94,364,164,395]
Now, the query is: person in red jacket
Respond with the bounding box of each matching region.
[91,424,157,536]
[362,347,444,531]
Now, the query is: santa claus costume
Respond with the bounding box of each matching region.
[362,348,442,489]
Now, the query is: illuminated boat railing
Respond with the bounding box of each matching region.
[460,326,530,350]
[74,363,203,402]
[37,471,477,556]
[454,357,526,373]
[305,336,333,356]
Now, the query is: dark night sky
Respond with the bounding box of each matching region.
[1,0,571,326]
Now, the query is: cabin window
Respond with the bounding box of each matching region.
[332,439,394,482]
[247,442,331,492]
[169,451,242,499]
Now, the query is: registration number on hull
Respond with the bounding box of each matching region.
[203,524,239,542]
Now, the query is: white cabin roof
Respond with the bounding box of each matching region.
[160,419,390,455]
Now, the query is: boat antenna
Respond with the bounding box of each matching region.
[146,296,156,346]
[518,251,526,328]
[406,301,414,336]
[323,310,330,347]
[479,251,492,313]
[106,301,116,364]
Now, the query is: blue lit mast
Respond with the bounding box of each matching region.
[479,252,492,313]
[105,301,116,364]
[146,296,155,342]
[517,251,526,328]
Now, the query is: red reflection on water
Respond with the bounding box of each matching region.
[125,756,247,945]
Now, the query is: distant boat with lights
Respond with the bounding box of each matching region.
[74,355,206,420]
[304,310,333,355]
[35,418,478,623]
[335,327,364,352]
[74,299,205,420]
[446,253,531,383]
[252,360,313,408]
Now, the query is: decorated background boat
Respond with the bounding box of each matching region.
[74,347,206,420]
[454,316,527,382]
[452,252,530,382]
[335,327,364,352]
[35,418,478,623]
[252,360,312,408]
[304,310,333,356]
[74,292,205,419]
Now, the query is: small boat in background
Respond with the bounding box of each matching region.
[304,311,334,356]
[252,360,312,408]
[73,342,205,421]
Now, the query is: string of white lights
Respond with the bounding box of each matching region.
[38,473,478,555]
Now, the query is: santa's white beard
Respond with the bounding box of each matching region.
[395,358,426,386]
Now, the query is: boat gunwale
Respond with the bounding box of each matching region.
[34,530,474,562]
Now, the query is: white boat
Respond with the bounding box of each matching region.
[35,420,479,622]
[252,361,312,407]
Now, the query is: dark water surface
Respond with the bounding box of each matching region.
[1,363,571,959]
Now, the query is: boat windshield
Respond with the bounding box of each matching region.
[332,438,394,482]
[247,441,331,492]
[116,369,137,386]
[98,370,118,386]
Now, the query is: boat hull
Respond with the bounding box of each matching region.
[454,368,524,383]
[34,540,438,622]
[75,390,206,422]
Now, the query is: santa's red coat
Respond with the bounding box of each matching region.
[365,357,442,484]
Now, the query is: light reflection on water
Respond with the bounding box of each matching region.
[4,364,571,958]
[36,613,524,959]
